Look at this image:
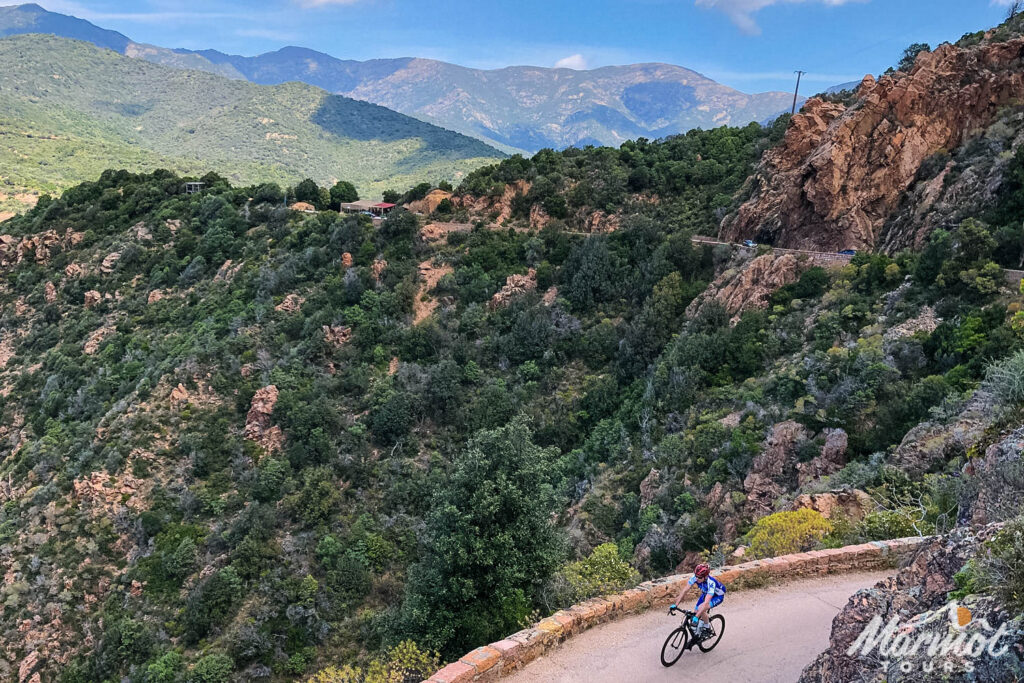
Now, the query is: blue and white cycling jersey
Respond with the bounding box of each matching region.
[688,574,726,598]
[689,575,726,610]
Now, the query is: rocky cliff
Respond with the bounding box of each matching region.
[722,37,1024,252]
[798,525,1024,682]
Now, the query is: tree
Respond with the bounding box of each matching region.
[293,178,324,208]
[253,183,284,206]
[1009,0,1022,20]
[398,418,565,656]
[897,43,931,72]
[329,181,359,207]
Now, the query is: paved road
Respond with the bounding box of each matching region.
[506,570,891,683]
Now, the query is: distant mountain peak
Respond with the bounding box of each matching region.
[0,2,804,154]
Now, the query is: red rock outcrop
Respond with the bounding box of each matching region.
[687,252,803,320]
[453,180,531,225]
[792,489,873,521]
[83,326,114,355]
[796,428,849,486]
[274,293,305,313]
[322,324,352,349]
[245,385,283,453]
[723,39,1024,251]
[743,420,809,517]
[489,269,537,309]
[406,188,453,214]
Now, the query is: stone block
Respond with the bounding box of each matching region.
[489,638,522,674]
[460,646,501,677]
[536,618,564,638]
[429,661,476,683]
[619,588,652,612]
[714,569,741,585]
[508,628,553,665]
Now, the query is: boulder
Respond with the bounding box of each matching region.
[639,469,660,508]
[892,390,993,477]
[100,252,120,274]
[245,385,283,453]
[274,293,304,313]
[687,252,803,320]
[490,269,537,309]
[83,290,102,309]
[170,383,189,403]
[322,325,352,350]
[792,489,873,521]
[743,420,809,517]
[798,525,1021,682]
[796,428,849,486]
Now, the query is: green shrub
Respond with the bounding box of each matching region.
[975,517,1024,611]
[745,509,833,559]
[187,654,233,683]
[857,508,933,541]
[144,651,185,683]
[984,349,1024,407]
[549,543,640,606]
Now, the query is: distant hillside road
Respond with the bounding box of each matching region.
[506,571,892,683]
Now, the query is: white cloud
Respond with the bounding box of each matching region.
[695,0,864,35]
[554,54,588,70]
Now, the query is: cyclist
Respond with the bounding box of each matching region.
[668,563,725,639]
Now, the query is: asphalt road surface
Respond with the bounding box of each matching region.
[506,570,892,683]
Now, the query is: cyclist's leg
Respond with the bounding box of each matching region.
[695,595,711,626]
[703,595,723,628]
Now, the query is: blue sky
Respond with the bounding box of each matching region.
[34,0,1015,93]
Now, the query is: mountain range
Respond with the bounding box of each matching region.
[0,3,802,154]
[0,32,502,218]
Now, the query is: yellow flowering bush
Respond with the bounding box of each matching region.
[746,509,833,559]
[306,641,440,683]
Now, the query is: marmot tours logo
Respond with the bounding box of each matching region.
[847,601,1013,674]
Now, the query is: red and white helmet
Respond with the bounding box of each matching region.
[694,563,711,580]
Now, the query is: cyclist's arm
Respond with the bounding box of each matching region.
[670,584,692,610]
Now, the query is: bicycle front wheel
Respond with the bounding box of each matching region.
[698,614,725,652]
[660,626,688,667]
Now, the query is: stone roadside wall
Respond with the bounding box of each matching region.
[425,536,929,683]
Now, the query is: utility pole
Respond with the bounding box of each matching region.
[791,70,806,115]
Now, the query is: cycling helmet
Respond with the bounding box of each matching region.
[694,563,710,580]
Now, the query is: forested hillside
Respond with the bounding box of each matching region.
[3,97,1024,682]
[2,16,1024,683]
[0,34,502,219]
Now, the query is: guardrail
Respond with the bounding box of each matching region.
[426,536,930,683]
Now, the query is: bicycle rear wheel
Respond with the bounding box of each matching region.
[660,626,688,667]
[697,614,725,652]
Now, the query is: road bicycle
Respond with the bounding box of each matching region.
[660,606,725,666]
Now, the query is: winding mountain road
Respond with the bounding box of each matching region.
[505,570,891,683]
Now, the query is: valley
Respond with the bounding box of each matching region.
[1,4,1024,683]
